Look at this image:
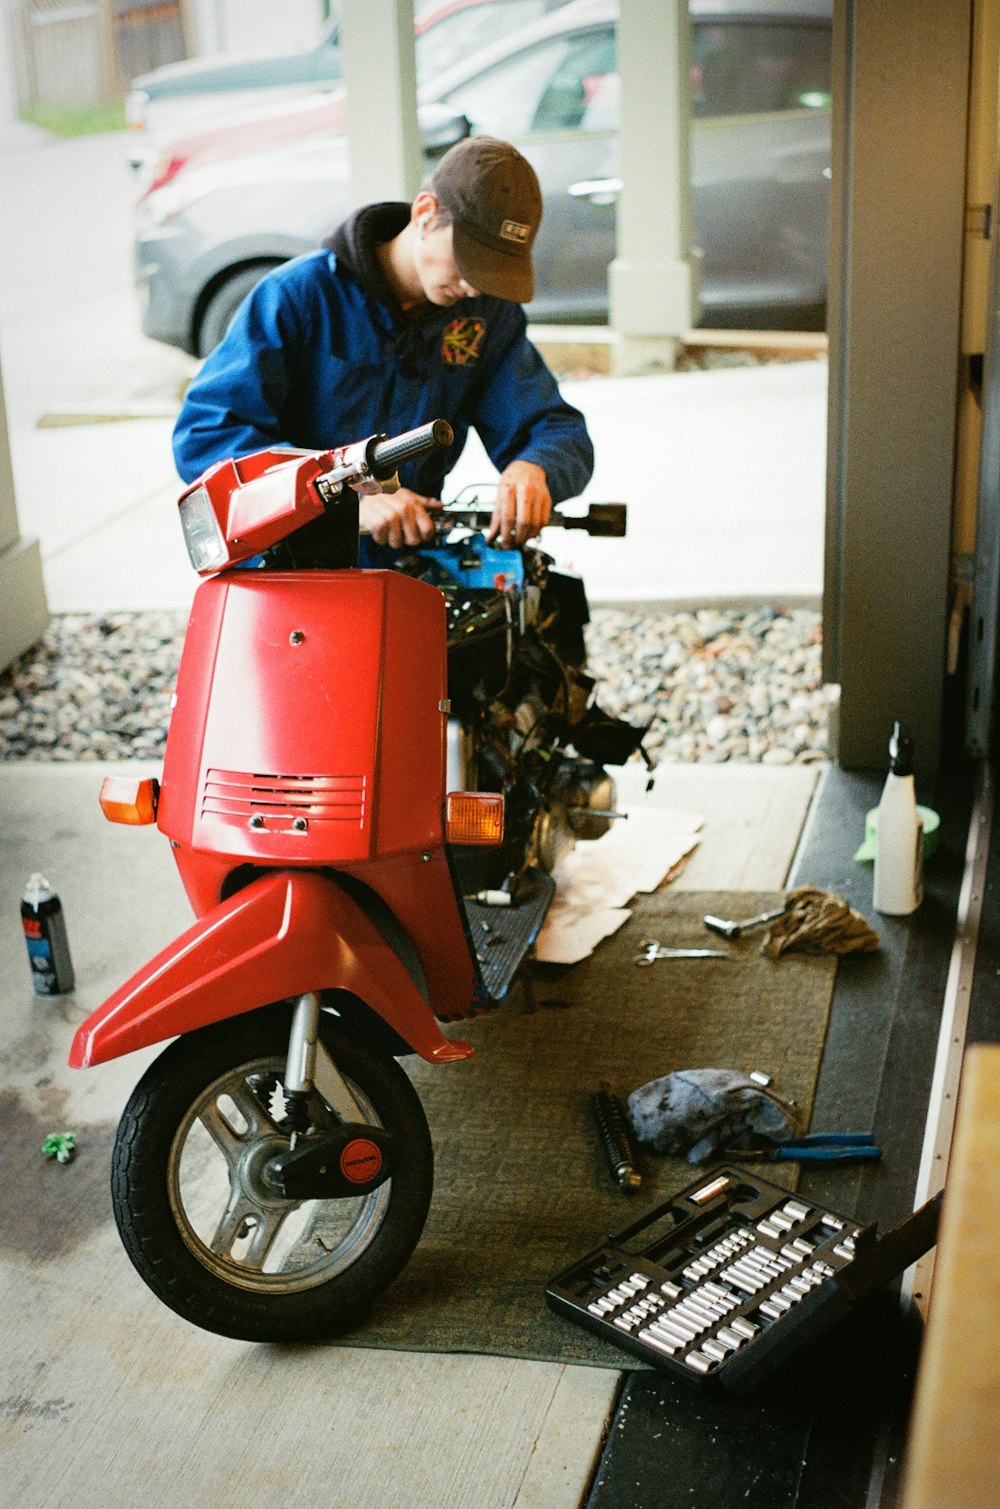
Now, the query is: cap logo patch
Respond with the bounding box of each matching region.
[442,317,485,366]
[499,219,530,245]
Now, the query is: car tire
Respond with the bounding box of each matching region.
[197,264,281,357]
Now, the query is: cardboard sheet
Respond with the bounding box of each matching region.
[535,807,703,964]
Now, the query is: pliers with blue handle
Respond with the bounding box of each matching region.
[730,1132,882,1163]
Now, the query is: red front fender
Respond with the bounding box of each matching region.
[68,870,473,1068]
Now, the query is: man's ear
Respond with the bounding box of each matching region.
[411,190,439,225]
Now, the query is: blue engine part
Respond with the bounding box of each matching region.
[417,532,524,593]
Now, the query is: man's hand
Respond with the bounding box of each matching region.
[359,487,442,548]
[486,461,551,548]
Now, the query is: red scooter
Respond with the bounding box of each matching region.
[70,420,640,1342]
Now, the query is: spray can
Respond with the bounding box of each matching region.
[873,723,924,916]
[21,874,75,996]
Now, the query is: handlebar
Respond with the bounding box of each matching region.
[371,419,454,478]
[555,503,627,537]
[315,421,626,541]
[319,419,455,496]
[436,501,627,538]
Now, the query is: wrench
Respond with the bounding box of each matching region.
[702,905,788,941]
[634,939,732,966]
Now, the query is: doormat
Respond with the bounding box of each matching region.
[326,891,837,1369]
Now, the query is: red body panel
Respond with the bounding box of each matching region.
[183,448,330,568]
[72,562,482,1073]
[341,851,477,1021]
[68,870,472,1068]
[158,569,447,869]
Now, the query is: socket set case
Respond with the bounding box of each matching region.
[545,1167,940,1393]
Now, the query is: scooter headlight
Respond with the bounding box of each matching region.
[179,484,228,572]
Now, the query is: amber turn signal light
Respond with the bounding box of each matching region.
[99,776,160,826]
[445,792,505,845]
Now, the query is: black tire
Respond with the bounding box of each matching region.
[111,1007,433,1342]
[196,264,280,357]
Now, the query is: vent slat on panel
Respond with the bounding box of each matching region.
[200,768,366,828]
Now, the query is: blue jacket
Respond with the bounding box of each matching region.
[172,215,593,516]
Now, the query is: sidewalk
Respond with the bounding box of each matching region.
[10,356,828,615]
[453,354,827,607]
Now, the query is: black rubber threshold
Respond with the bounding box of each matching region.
[965,764,1000,1045]
[584,750,979,1509]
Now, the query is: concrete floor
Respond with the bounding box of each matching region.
[0,123,829,1507]
[0,761,818,1509]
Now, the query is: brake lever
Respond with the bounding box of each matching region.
[436,506,494,535]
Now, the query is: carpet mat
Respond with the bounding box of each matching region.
[333,891,837,1367]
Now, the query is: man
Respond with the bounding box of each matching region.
[172,135,594,561]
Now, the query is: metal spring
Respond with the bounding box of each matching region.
[281,1087,313,1135]
[592,1084,641,1192]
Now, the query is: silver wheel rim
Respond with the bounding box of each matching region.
[167,1054,392,1294]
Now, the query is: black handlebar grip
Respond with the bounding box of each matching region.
[554,503,627,537]
[370,419,454,478]
[583,503,627,537]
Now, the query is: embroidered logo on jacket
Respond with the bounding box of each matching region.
[441,318,486,366]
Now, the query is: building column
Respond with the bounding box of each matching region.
[823,0,972,777]
[608,0,699,375]
[0,0,19,120]
[340,0,423,206]
[0,348,49,671]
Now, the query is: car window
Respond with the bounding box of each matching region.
[440,26,617,137]
[439,18,830,140]
[415,2,552,87]
[691,23,831,118]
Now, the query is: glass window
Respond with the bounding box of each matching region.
[691,22,832,118]
[531,27,617,132]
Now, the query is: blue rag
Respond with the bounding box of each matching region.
[627,1068,799,1164]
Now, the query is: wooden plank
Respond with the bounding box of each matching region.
[901,1045,1000,1509]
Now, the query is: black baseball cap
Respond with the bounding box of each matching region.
[430,136,542,303]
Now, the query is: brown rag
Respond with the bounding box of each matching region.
[762,884,880,959]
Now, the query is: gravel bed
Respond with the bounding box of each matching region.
[0,612,185,762]
[0,606,826,765]
[585,605,826,765]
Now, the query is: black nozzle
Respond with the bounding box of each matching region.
[888,720,914,777]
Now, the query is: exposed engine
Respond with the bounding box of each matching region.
[396,518,649,893]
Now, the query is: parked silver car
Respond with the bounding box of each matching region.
[126,1,570,168]
[135,0,832,354]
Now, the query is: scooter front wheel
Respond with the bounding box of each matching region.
[111,1007,433,1342]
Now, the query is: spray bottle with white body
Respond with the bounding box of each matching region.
[873,722,924,915]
